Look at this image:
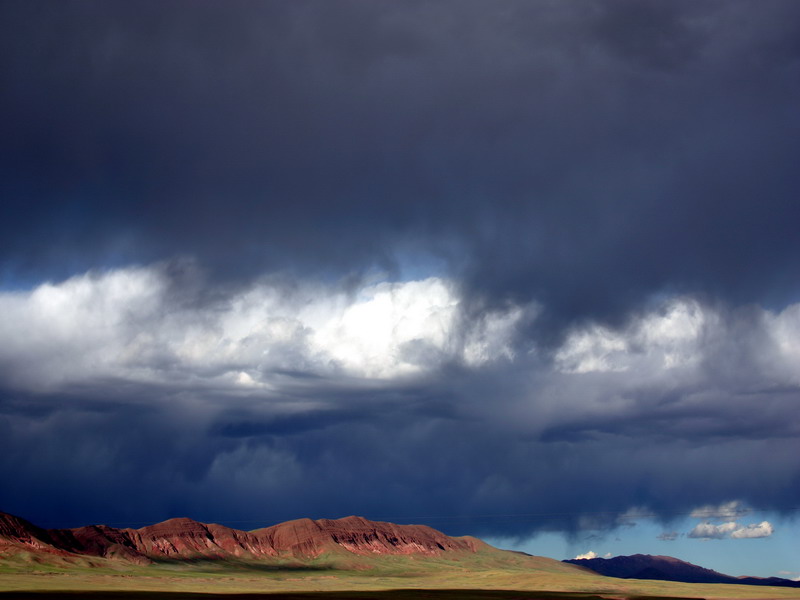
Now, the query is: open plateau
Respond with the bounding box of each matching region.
[1,510,798,600]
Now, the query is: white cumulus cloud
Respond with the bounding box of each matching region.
[574,550,598,560]
[688,521,739,539]
[730,521,773,539]
[555,299,707,374]
[688,520,773,540]
[0,265,529,391]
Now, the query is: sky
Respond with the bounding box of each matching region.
[1,0,799,580]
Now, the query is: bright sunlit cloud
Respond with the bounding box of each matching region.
[555,299,708,374]
[688,520,774,540]
[0,265,529,390]
[730,521,774,539]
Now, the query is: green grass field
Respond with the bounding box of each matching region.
[1,550,799,600]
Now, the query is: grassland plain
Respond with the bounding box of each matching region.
[2,550,800,600]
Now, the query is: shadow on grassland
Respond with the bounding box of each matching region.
[147,557,337,573]
[0,590,706,600]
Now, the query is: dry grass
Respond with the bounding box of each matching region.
[1,549,798,600]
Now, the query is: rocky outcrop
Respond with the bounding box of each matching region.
[0,510,66,555]
[0,510,480,563]
[47,524,146,562]
[253,515,476,557]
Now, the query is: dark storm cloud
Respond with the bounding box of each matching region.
[2,346,798,535]
[2,1,800,327]
[1,1,800,540]
[1,279,798,535]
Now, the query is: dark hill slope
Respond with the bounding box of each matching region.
[0,510,67,555]
[565,554,800,588]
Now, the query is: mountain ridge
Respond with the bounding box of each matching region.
[0,510,485,564]
[4,509,798,590]
[565,553,800,589]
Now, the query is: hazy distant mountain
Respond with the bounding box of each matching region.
[565,554,800,588]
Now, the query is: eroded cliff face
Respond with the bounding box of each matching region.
[47,524,147,563]
[0,510,480,563]
[123,517,276,560]
[0,511,67,555]
[253,515,476,557]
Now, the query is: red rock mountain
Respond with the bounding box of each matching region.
[0,510,483,563]
[0,511,66,555]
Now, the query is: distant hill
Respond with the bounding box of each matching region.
[565,554,800,588]
[5,509,797,591]
[0,509,494,565]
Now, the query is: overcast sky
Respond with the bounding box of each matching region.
[1,0,799,579]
